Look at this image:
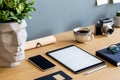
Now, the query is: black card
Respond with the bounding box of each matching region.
[34,71,72,80]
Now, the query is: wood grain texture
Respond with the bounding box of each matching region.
[1,25,120,80]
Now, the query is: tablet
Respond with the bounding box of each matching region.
[46,45,105,74]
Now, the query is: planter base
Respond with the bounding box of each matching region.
[114,16,120,28]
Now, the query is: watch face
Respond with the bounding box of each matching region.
[109,44,119,54]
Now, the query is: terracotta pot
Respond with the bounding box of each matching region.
[114,16,120,28]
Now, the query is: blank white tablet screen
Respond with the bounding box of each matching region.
[48,46,102,72]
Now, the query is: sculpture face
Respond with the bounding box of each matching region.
[0,20,27,62]
[1,28,27,55]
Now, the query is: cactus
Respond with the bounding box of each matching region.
[116,11,120,16]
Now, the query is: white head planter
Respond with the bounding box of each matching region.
[0,20,27,67]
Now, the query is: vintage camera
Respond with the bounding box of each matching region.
[95,18,115,36]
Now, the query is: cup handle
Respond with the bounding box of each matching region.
[86,34,94,42]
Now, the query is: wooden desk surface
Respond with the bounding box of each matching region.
[1,28,120,80]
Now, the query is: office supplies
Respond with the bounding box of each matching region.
[34,71,72,80]
[96,0,108,6]
[47,45,105,74]
[28,55,56,71]
[112,0,120,3]
[96,46,120,66]
[84,64,107,75]
[25,35,56,50]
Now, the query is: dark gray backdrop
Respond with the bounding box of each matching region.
[26,0,120,40]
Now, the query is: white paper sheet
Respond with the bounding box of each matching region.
[112,0,120,3]
[96,0,108,6]
[48,46,103,72]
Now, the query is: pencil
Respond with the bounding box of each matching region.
[84,65,107,75]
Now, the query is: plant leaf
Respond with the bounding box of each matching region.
[18,3,25,12]
[0,0,3,5]
[27,14,32,19]
[28,0,34,5]
[21,0,26,3]
[30,7,36,12]
[0,0,35,23]
[16,8,21,14]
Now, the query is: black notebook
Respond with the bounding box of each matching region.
[96,48,120,66]
[34,71,72,80]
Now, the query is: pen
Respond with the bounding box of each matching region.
[84,65,107,75]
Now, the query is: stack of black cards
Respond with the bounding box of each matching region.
[34,71,72,80]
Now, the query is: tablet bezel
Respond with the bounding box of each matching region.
[46,45,105,74]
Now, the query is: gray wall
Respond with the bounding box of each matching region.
[26,0,120,40]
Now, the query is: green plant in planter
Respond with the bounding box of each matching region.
[116,11,120,16]
[0,0,36,23]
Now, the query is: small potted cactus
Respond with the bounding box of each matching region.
[114,11,120,28]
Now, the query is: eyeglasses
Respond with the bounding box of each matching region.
[107,43,120,54]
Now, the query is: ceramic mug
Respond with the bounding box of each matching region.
[73,27,94,43]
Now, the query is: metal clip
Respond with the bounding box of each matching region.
[36,42,41,48]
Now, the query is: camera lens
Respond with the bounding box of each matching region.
[107,29,113,35]
[103,24,114,35]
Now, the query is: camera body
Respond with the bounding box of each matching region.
[95,18,115,36]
